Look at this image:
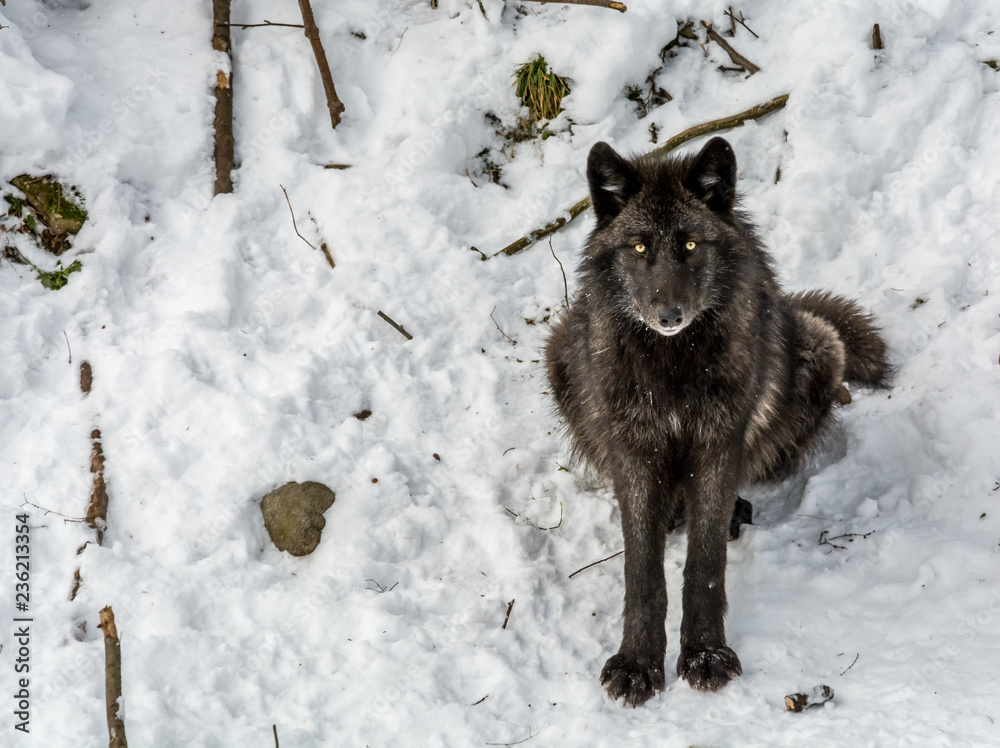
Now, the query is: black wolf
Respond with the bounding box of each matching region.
[546,138,887,707]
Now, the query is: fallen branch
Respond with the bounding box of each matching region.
[520,0,626,11]
[702,20,760,74]
[100,607,128,748]
[377,310,413,340]
[495,94,789,257]
[297,0,345,128]
[212,0,235,195]
[568,549,624,579]
[279,185,335,268]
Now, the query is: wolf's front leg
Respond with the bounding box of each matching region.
[601,467,669,707]
[676,448,743,691]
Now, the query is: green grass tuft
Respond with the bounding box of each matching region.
[513,55,570,122]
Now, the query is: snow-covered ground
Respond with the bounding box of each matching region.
[2,0,1000,745]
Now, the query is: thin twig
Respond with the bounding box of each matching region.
[702,20,760,74]
[219,19,304,29]
[520,0,625,10]
[279,185,335,268]
[548,239,569,309]
[490,307,517,346]
[391,27,408,55]
[296,0,345,128]
[63,330,72,364]
[20,500,86,523]
[568,550,624,579]
[839,652,859,676]
[494,94,789,257]
[502,599,515,629]
[377,310,413,340]
[486,727,541,746]
[273,724,279,748]
[819,529,875,552]
[471,695,489,706]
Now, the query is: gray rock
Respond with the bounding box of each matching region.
[260,481,336,556]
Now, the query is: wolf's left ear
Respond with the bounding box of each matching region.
[683,137,737,213]
[588,142,640,222]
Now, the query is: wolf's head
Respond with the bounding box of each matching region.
[585,137,742,337]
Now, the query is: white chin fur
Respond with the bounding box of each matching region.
[651,321,689,337]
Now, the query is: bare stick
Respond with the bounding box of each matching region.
[212,0,235,195]
[100,607,128,748]
[520,0,626,11]
[273,724,280,748]
[496,94,789,257]
[872,23,883,51]
[279,185,335,269]
[502,599,515,629]
[297,0,345,128]
[219,20,304,29]
[568,549,624,579]
[702,21,760,74]
[377,311,413,340]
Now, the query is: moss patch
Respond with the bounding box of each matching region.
[10,175,88,236]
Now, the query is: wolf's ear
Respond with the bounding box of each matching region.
[588,142,640,221]
[683,137,737,213]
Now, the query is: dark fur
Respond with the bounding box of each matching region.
[546,138,887,707]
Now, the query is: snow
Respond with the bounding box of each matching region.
[2,0,1000,745]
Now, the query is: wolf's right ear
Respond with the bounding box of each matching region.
[588,142,640,222]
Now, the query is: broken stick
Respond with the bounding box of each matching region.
[784,684,834,712]
[496,94,789,257]
[702,21,761,74]
[100,606,128,748]
[297,0,345,128]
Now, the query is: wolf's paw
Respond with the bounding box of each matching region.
[600,653,665,707]
[676,646,742,692]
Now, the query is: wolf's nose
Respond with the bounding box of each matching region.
[657,306,684,328]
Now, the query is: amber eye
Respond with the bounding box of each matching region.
[634,243,646,254]
[685,240,697,251]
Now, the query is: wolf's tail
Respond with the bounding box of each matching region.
[789,290,889,388]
